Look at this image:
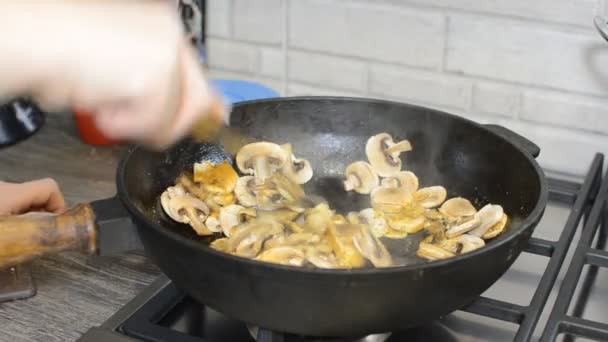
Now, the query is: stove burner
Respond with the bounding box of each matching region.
[246,325,391,342]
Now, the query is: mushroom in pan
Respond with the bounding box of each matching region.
[446,216,481,238]
[236,142,288,181]
[193,160,238,194]
[234,176,257,207]
[226,221,284,258]
[439,234,485,255]
[439,197,477,219]
[177,174,207,200]
[469,204,504,237]
[255,246,306,266]
[219,204,256,237]
[305,248,340,269]
[380,171,419,194]
[343,161,379,194]
[385,214,426,234]
[160,186,212,236]
[414,186,447,208]
[358,208,388,237]
[352,224,393,267]
[325,223,366,268]
[365,133,412,177]
[416,242,456,261]
[482,213,509,239]
[264,232,321,249]
[280,143,313,184]
[205,211,221,233]
[304,203,334,235]
[371,186,413,214]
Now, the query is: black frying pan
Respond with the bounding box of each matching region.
[0,97,547,337]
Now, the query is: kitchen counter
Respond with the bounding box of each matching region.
[0,112,162,342]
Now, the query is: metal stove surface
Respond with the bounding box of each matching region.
[78,167,608,342]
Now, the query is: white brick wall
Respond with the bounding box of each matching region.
[288,51,367,92]
[206,0,608,178]
[233,0,283,44]
[369,64,472,110]
[289,0,444,69]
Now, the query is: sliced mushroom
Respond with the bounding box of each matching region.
[234,176,257,207]
[269,172,306,203]
[160,185,188,222]
[212,192,236,206]
[380,171,419,194]
[257,208,300,224]
[255,246,306,266]
[346,212,361,224]
[333,214,347,225]
[383,228,409,239]
[371,186,413,213]
[205,211,221,233]
[469,204,504,237]
[424,220,447,243]
[414,186,447,208]
[343,161,379,194]
[454,234,485,254]
[365,133,412,177]
[386,214,426,234]
[482,213,509,239]
[219,204,256,237]
[446,216,481,238]
[326,224,366,268]
[177,174,207,200]
[359,208,389,237]
[304,203,334,234]
[163,193,212,236]
[228,221,283,258]
[210,238,229,252]
[264,232,321,249]
[439,197,477,219]
[416,242,455,261]
[236,142,288,181]
[424,209,444,221]
[305,248,339,269]
[280,143,313,184]
[193,160,238,194]
[353,225,393,267]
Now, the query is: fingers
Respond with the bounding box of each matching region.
[19,178,66,214]
[93,42,217,150]
[0,178,66,215]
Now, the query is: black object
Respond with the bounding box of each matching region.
[84,97,549,336]
[0,98,44,147]
[78,162,603,342]
[541,158,608,340]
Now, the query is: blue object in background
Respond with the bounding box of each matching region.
[209,79,279,105]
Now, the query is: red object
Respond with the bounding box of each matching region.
[72,109,119,145]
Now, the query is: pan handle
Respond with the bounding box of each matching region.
[0,197,142,269]
[0,204,97,269]
[484,124,540,158]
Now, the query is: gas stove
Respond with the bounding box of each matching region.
[78,154,608,342]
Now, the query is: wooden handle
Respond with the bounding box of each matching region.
[0,204,97,269]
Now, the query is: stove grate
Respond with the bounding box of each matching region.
[80,154,607,342]
[541,154,608,341]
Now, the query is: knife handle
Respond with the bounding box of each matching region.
[0,204,96,269]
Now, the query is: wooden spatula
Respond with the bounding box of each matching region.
[189,97,253,155]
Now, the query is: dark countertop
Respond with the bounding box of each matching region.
[0,112,162,342]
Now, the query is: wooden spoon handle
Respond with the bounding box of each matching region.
[0,204,96,269]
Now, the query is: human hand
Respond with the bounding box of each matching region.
[19,1,218,149]
[0,179,66,215]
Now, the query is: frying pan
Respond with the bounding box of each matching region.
[0,97,547,337]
